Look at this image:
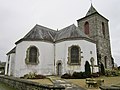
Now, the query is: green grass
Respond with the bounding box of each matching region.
[65,76,120,90]
[0,82,16,90]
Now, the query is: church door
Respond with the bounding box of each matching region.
[57,63,62,76]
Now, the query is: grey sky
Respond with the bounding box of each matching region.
[0,0,120,66]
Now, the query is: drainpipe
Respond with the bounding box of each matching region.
[54,43,56,75]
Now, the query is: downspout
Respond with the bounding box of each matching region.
[48,31,56,75]
[54,43,56,75]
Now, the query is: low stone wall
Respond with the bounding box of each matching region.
[0,76,65,90]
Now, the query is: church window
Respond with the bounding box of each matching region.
[29,47,37,63]
[90,51,92,54]
[68,45,81,65]
[102,22,105,38]
[84,22,90,35]
[25,46,39,65]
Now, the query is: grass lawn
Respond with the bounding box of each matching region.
[65,76,120,90]
[0,82,17,90]
[27,76,120,90]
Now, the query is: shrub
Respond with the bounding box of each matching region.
[35,74,46,79]
[22,72,46,79]
[72,72,84,79]
[91,73,100,78]
[85,61,91,77]
[72,72,91,79]
[118,66,120,70]
[105,69,120,77]
[62,71,93,79]
[101,63,105,75]
[24,72,36,79]
[61,73,72,79]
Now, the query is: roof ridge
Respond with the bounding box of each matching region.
[24,25,37,38]
[57,24,75,32]
[36,24,56,32]
[86,4,98,16]
[6,47,16,55]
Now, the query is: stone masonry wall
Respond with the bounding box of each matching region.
[77,13,112,69]
[0,76,65,90]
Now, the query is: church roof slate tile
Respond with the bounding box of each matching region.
[23,24,56,41]
[86,4,98,16]
[15,24,93,44]
[6,47,16,55]
[77,5,108,21]
[55,24,90,41]
[15,25,56,44]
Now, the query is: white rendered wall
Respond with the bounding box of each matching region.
[55,40,98,75]
[14,41,54,77]
[5,56,8,75]
[5,53,15,76]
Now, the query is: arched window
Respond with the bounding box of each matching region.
[71,46,79,63]
[29,46,37,63]
[68,45,81,65]
[102,22,105,37]
[25,46,39,64]
[84,22,90,35]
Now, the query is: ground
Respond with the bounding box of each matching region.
[0,82,16,90]
[28,78,53,85]
[28,76,120,90]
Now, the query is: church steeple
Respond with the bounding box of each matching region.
[77,4,113,69]
[86,4,98,16]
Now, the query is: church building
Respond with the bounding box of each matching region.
[5,5,112,77]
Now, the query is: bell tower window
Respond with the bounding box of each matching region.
[84,22,90,35]
[102,22,105,38]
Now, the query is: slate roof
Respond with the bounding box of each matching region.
[7,47,16,55]
[15,25,56,44]
[77,4,108,22]
[55,24,90,41]
[15,24,92,44]
[86,4,98,16]
[23,24,56,41]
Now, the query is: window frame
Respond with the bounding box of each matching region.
[84,21,90,35]
[102,22,105,38]
[25,46,39,65]
[68,45,81,65]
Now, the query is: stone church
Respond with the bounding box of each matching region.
[5,5,113,77]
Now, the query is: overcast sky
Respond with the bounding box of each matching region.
[0,0,120,66]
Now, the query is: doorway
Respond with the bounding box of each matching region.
[57,63,62,76]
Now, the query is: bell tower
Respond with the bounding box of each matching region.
[77,4,113,69]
